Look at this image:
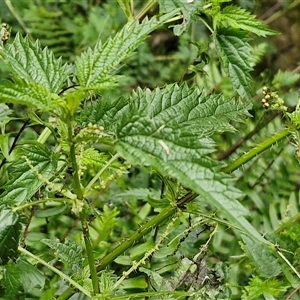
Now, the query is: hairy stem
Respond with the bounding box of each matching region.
[68,126,100,295]
[221,128,291,173]
[97,192,197,271]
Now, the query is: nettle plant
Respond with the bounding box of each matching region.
[0,1,300,299]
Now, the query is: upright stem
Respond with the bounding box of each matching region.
[68,125,100,295]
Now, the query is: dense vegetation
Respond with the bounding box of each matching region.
[0,0,300,299]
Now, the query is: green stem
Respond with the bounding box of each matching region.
[56,288,75,300]
[97,192,197,271]
[221,128,291,173]
[4,0,33,39]
[13,198,72,212]
[68,126,99,295]
[274,211,300,234]
[80,213,100,295]
[37,127,52,144]
[265,0,300,25]
[69,142,83,201]
[18,246,91,298]
[135,0,156,20]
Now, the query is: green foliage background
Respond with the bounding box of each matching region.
[0,0,300,299]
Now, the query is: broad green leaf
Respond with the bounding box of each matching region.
[215,28,253,99]
[0,80,63,113]
[0,209,21,265]
[17,258,45,292]
[41,238,83,274]
[112,84,265,243]
[140,267,173,291]
[34,205,67,218]
[0,143,59,206]
[78,96,128,133]
[79,83,251,135]
[241,235,281,278]
[122,276,148,289]
[242,277,288,300]
[218,5,277,37]
[0,33,70,93]
[3,261,22,299]
[130,239,155,259]
[75,11,178,88]
[158,0,203,35]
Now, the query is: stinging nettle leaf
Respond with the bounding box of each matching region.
[113,83,266,243]
[3,261,23,299]
[17,259,45,292]
[0,80,64,113]
[0,33,70,93]
[241,235,281,279]
[79,83,250,136]
[215,28,253,100]
[0,209,21,265]
[78,96,128,133]
[219,6,278,37]
[75,11,179,88]
[0,143,59,206]
[158,0,202,35]
[41,238,84,274]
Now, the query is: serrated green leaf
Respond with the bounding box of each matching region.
[158,0,202,35]
[242,276,288,300]
[75,11,178,88]
[241,235,281,278]
[0,80,63,113]
[0,209,21,265]
[113,83,265,243]
[17,258,45,292]
[0,143,59,206]
[219,6,277,37]
[41,238,83,274]
[215,28,253,99]
[78,96,128,133]
[80,83,250,136]
[81,148,109,167]
[0,33,69,93]
[3,261,23,299]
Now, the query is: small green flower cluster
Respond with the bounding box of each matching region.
[261,86,287,112]
[75,123,106,143]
